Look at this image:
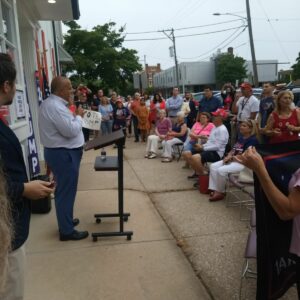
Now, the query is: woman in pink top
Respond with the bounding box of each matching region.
[183,112,215,153]
[236,147,300,256]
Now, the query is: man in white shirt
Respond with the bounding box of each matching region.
[187,109,229,176]
[39,76,88,241]
[233,82,259,122]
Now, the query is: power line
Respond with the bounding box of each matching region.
[256,0,291,62]
[178,26,247,60]
[124,25,246,42]
[125,19,243,35]
[253,17,300,21]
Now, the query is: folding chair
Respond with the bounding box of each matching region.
[172,141,184,162]
[239,226,257,299]
[225,167,255,220]
[172,128,190,162]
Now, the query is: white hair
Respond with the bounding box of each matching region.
[176,111,185,118]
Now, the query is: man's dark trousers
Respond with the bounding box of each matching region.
[132,115,139,141]
[44,147,82,235]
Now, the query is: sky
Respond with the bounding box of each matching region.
[70,0,300,71]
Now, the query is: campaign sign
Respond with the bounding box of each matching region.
[82,110,101,130]
[255,140,300,299]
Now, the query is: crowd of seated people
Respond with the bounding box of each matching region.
[140,82,300,202]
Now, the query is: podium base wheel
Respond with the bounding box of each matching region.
[96,218,101,224]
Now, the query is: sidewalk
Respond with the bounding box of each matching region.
[24,138,297,300]
[24,139,211,300]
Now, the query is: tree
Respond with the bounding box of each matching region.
[215,53,247,88]
[292,52,300,80]
[63,21,142,95]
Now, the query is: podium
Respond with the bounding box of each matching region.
[84,130,133,241]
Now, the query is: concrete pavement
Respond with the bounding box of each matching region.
[24,138,297,300]
[24,139,211,300]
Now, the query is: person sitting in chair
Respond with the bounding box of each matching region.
[161,111,187,163]
[145,110,171,159]
[208,119,259,202]
[186,108,229,178]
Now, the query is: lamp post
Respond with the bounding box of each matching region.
[213,1,259,87]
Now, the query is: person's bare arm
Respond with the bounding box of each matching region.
[231,97,239,114]
[250,112,258,120]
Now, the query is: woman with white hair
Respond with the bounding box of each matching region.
[264,90,300,144]
[161,111,187,163]
[145,110,172,159]
[0,170,12,294]
[208,119,259,201]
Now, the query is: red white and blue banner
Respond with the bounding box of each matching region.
[255,140,300,299]
[25,76,40,178]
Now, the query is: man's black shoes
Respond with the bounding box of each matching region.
[60,230,89,241]
[73,218,80,227]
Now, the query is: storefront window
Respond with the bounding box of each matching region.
[2,2,13,42]
[0,0,26,125]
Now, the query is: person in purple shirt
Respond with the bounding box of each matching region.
[144,110,172,159]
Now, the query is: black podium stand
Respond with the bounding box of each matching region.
[84,130,133,241]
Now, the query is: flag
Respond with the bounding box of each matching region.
[35,70,43,105]
[42,68,50,99]
[25,75,40,178]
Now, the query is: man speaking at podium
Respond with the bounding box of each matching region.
[39,76,89,241]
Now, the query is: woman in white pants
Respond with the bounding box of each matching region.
[145,110,172,159]
[209,119,258,201]
[161,111,188,162]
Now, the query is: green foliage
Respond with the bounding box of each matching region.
[292,52,300,80]
[63,21,142,95]
[215,53,247,87]
[144,86,154,95]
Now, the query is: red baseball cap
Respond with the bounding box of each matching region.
[211,108,228,118]
[240,82,252,90]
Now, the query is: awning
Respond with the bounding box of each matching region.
[58,44,74,64]
[28,0,80,21]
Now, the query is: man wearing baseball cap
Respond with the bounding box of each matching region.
[186,108,229,178]
[232,82,259,122]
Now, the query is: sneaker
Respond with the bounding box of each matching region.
[161,158,172,163]
[144,153,150,158]
[148,153,157,159]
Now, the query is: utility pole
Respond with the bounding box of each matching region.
[246,0,259,87]
[161,28,180,88]
[171,29,180,88]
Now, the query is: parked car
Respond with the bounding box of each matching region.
[292,88,300,107]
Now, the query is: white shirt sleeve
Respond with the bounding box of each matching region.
[250,96,260,113]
